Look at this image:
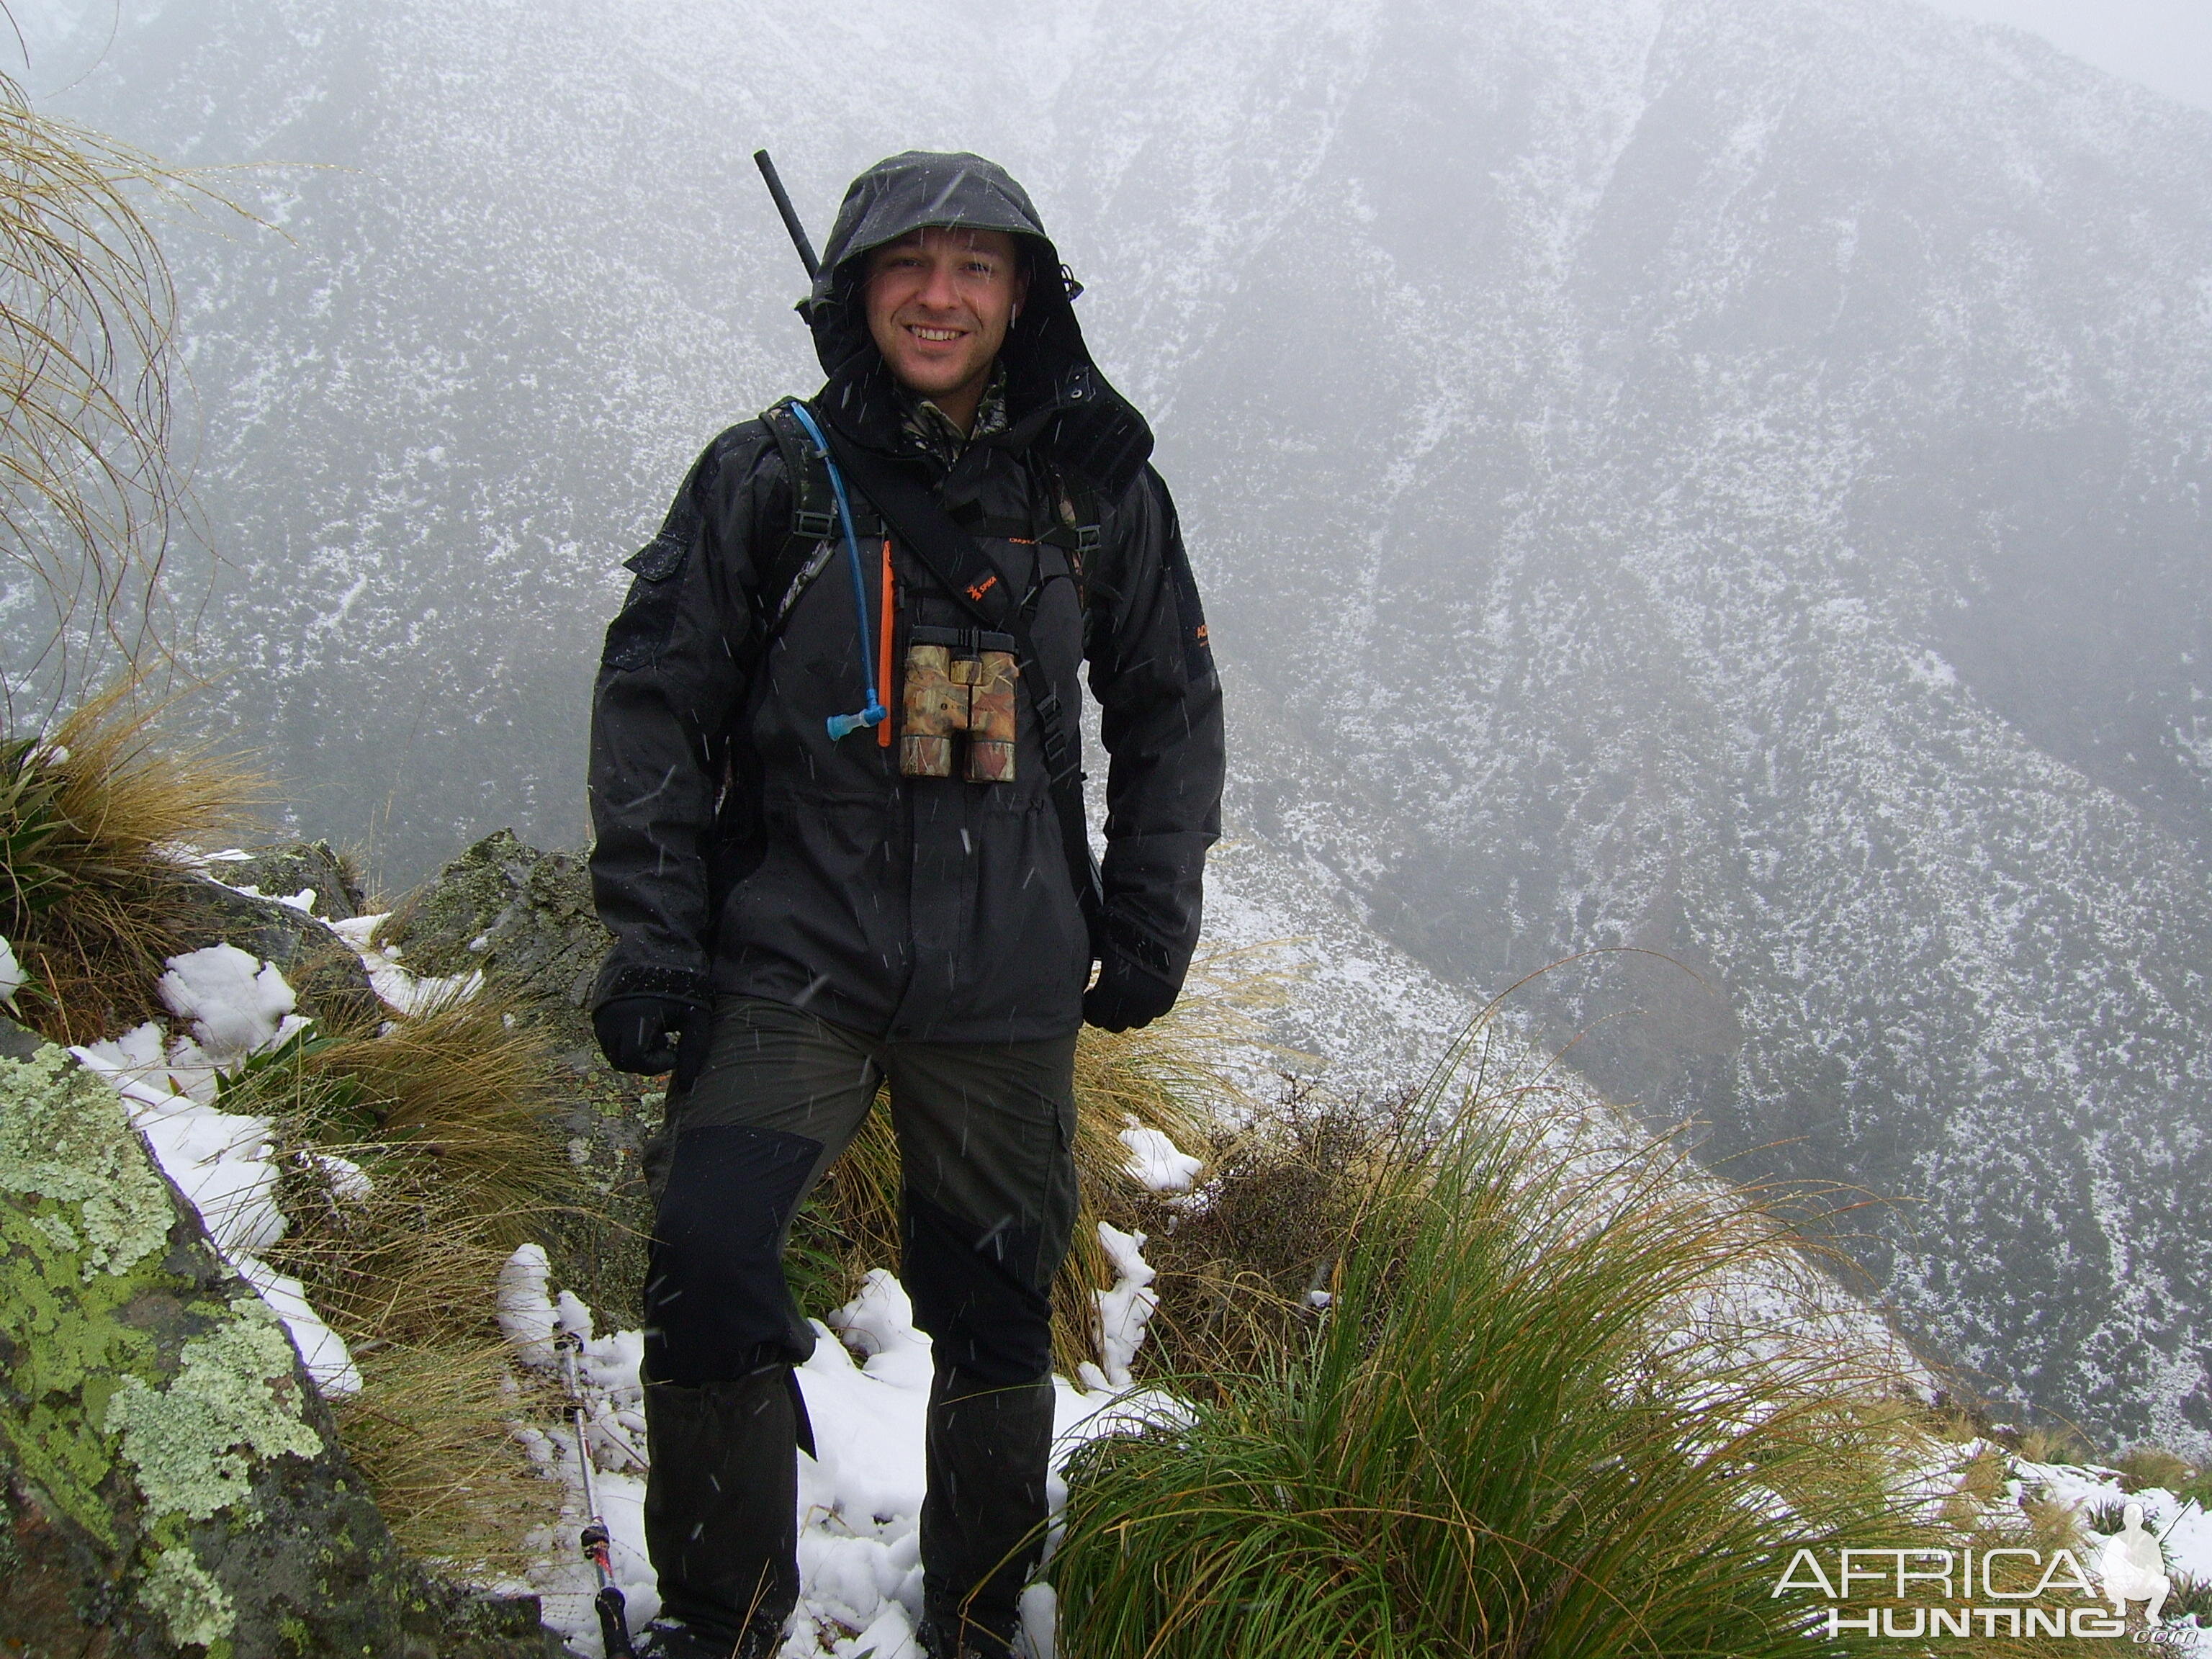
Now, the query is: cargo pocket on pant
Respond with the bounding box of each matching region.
[1040,1087,1080,1286]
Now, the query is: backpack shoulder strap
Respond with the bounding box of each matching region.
[1035,461,1103,613]
[756,397,883,636]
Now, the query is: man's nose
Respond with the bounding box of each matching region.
[915,258,964,310]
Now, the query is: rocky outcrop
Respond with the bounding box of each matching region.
[207,840,366,927]
[174,845,382,1033]
[374,830,656,1329]
[0,1022,554,1655]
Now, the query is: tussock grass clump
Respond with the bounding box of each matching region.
[228,986,567,1570]
[2115,1446,2198,1496]
[333,1341,551,1578]
[0,682,263,1041]
[0,63,226,691]
[1049,1040,2013,1659]
[296,993,567,1236]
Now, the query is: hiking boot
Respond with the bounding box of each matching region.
[634,1616,786,1659]
[915,1609,1020,1659]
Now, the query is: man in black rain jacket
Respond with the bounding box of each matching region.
[587,151,1223,1659]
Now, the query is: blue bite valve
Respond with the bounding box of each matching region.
[826,701,887,742]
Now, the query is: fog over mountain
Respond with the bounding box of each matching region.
[17,0,2212,1449]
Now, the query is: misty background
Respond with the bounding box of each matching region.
[5,0,2210,1455]
[1925,0,2212,112]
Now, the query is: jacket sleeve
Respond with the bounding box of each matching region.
[586,426,781,1008]
[1084,462,1226,988]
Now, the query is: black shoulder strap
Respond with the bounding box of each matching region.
[1035,464,1106,619]
[810,408,1106,958]
[1035,463,1103,613]
[756,399,866,637]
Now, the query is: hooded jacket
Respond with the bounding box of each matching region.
[587,152,1224,1042]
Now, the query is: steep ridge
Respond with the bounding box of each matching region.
[1064,0,2212,1449]
[19,0,2212,1447]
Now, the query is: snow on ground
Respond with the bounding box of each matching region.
[332,912,485,1014]
[1116,1118,1202,1193]
[0,934,25,1010]
[68,943,361,1395]
[1087,1225,1159,1393]
[187,846,321,915]
[54,909,492,1401]
[513,1236,1186,1659]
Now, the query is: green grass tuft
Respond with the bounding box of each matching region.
[1048,1024,2049,1658]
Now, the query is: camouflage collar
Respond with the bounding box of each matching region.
[896,364,1009,467]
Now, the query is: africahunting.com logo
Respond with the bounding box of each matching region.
[1773,1511,2182,1644]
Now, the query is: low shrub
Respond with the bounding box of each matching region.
[1115,1079,1424,1393]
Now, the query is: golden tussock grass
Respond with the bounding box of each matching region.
[0,680,266,1043]
[237,979,569,1569]
[333,1341,552,1580]
[301,989,566,1242]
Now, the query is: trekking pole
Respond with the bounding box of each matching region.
[753,149,819,282]
[559,1333,638,1659]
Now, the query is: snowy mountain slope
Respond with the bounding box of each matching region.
[17,0,2212,1447]
[1062,0,2212,1447]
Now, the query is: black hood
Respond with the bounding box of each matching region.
[801,150,1152,493]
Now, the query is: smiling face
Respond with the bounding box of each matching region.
[864,225,1029,431]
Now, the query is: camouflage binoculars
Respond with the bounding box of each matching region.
[901,625,1017,783]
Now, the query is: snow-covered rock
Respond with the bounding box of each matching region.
[74,949,360,1398]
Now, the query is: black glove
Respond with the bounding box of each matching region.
[593,995,715,1087]
[1082,947,1179,1033]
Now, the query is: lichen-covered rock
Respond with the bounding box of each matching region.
[376,831,655,1328]
[373,830,606,1061]
[0,1027,555,1655]
[210,841,365,926]
[168,875,382,1035]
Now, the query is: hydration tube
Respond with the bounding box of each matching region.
[784,400,888,742]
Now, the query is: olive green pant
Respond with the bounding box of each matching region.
[640,995,1078,1647]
